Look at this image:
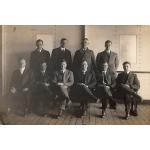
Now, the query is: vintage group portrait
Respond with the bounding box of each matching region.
[0,25,150,125]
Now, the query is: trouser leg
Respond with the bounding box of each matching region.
[81,85,97,101]
[80,96,88,116]
[103,87,116,108]
[124,94,131,118]
[120,85,142,102]
[101,98,108,110]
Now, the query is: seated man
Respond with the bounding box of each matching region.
[116,61,142,120]
[51,59,74,118]
[95,62,116,118]
[73,60,97,117]
[8,58,34,116]
[34,61,52,116]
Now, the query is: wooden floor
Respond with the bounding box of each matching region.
[1,103,150,125]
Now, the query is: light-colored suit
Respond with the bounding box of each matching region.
[96,50,119,73]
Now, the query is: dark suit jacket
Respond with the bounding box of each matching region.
[96,50,119,73]
[10,68,34,92]
[73,48,97,74]
[116,72,140,91]
[74,70,97,89]
[34,70,50,86]
[30,48,50,73]
[50,47,72,72]
[51,69,74,87]
[96,70,116,88]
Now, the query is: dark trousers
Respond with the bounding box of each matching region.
[8,91,31,114]
[76,85,97,110]
[34,85,52,114]
[120,84,139,113]
[96,85,116,110]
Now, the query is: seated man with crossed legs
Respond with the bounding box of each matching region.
[116,61,142,120]
[95,62,116,118]
[51,59,74,119]
[74,60,98,117]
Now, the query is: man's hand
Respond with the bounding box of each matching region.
[78,83,88,88]
[57,83,64,86]
[78,83,85,86]
[105,86,110,89]
[22,88,29,92]
[10,87,16,94]
[44,83,50,87]
[121,83,130,88]
[103,81,107,85]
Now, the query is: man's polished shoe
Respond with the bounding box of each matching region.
[132,110,138,116]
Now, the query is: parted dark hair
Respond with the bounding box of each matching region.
[105,40,112,45]
[59,59,67,64]
[122,61,131,66]
[60,38,67,43]
[36,39,43,45]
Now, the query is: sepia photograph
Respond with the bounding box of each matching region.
[0,25,150,125]
[1,0,150,150]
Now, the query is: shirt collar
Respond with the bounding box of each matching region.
[20,67,25,74]
[61,69,66,73]
[37,48,43,52]
[82,47,88,51]
[61,47,65,51]
[105,49,111,53]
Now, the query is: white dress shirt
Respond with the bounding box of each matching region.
[20,67,25,74]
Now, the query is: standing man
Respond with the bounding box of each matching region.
[73,38,97,77]
[96,40,119,76]
[95,62,116,118]
[51,59,74,119]
[50,38,72,72]
[116,61,142,119]
[73,60,97,117]
[30,39,50,74]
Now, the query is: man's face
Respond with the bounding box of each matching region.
[36,41,43,49]
[82,61,88,72]
[123,64,131,73]
[102,63,108,71]
[105,42,112,50]
[60,61,67,70]
[19,59,26,68]
[41,62,47,71]
[61,40,67,48]
[83,39,89,48]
